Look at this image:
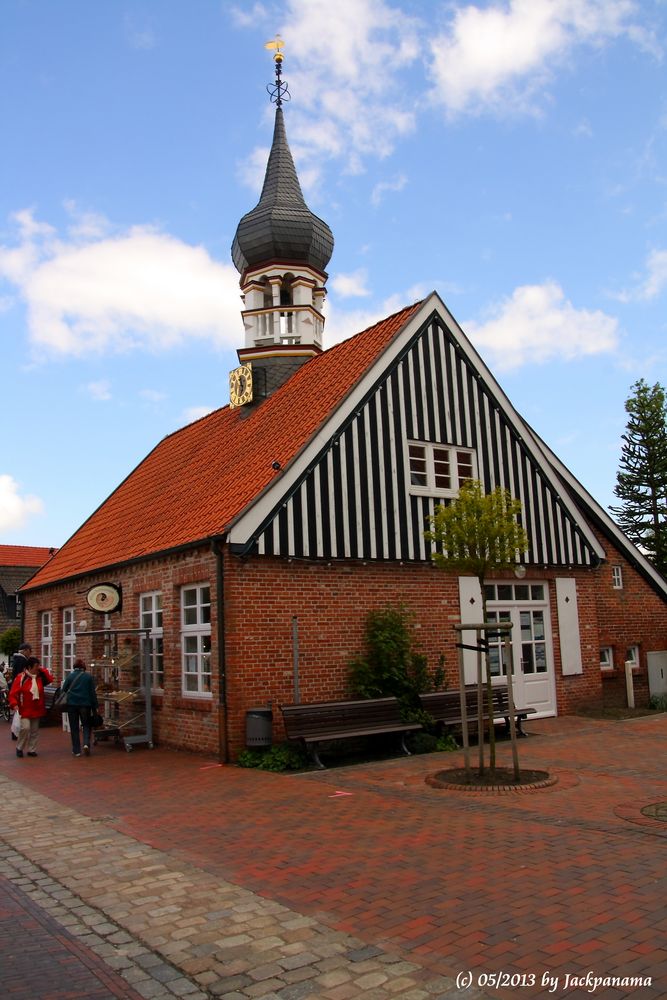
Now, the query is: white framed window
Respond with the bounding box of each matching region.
[140,591,164,689]
[612,565,623,589]
[407,441,476,497]
[63,607,76,675]
[181,584,211,697]
[40,611,52,672]
[625,645,640,669]
[600,646,614,671]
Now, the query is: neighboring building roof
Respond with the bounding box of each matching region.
[24,301,422,590]
[231,107,334,275]
[0,545,54,568]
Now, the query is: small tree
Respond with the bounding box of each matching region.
[610,379,667,576]
[349,604,444,706]
[425,480,529,779]
[0,626,22,660]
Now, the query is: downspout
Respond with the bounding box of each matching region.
[212,535,229,764]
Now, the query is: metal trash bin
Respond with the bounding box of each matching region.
[245,706,273,748]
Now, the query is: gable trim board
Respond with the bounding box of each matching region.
[229,293,604,568]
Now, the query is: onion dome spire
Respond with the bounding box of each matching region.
[231,38,334,276]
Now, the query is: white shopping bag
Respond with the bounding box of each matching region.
[11,710,20,738]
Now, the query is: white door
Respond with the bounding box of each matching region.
[483,582,557,717]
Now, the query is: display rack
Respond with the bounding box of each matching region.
[79,628,154,752]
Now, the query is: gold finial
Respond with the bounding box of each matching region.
[265,35,289,106]
[264,34,284,63]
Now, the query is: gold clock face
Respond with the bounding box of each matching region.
[229,364,253,408]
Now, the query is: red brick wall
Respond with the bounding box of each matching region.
[589,528,667,708]
[22,537,667,760]
[22,546,222,756]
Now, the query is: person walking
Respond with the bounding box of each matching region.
[11,642,32,680]
[10,644,34,740]
[9,656,54,758]
[62,658,99,757]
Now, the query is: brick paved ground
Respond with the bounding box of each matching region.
[0,714,665,999]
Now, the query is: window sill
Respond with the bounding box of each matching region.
[174,696,213,713]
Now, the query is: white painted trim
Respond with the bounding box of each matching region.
[556,578,583,675]
[228,291,607,561]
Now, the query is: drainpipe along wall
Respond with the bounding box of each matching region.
[212,536,229,763]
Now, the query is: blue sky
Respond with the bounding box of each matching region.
[2,0,666,547]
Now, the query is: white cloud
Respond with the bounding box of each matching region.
[371,173,408,207]
[428,0,658,118]
[617,248,667,301]
[0,209,241,358]
[86,380,112,401]
[182,405,215,424]
[271,0,420,175]
[123,14,157,50]
[640,249,667,298]
[466,281,619,370]
[237,145,271,194]
[331,269,371,298]
[324,282,431,346]
[140,388,167,403]
[0,474,43,533]
[229,3,269,28]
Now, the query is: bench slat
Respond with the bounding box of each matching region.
[280,696,421,768]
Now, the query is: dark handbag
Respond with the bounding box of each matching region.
[91,710,104,729]
[53,671,85,712]
[53,686,69,710]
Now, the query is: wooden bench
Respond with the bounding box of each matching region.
[280,696,422,769]
[419,685,537,737]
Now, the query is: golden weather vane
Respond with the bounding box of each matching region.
[264,35,290,107]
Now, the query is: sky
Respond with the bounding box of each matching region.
[1,0,667,548]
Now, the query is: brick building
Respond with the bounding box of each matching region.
[0,545,54,638]
[21,59,667,759]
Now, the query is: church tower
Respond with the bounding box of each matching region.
[229,38,334,407]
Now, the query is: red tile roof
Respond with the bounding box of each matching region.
[25,301,422,590]
[0,545,55,568]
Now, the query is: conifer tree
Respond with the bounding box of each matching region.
[611,379,667,576]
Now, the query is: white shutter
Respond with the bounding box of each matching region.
[555,578,582,676]
[458,576,484,685]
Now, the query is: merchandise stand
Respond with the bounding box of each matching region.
[78,628,154,752]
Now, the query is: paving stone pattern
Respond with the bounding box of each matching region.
[1,715,666,999]
[0,770,478,999]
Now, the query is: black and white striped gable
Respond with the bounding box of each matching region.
[228,294,604,567]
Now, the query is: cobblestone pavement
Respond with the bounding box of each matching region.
[0,715,666,999]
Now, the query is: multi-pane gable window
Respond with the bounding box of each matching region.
[181,584,211,697]
[408,442,475,497]
[612,565,623,589]
[40,611,52,672]
[140,592,164,689]
[63,608,76,674]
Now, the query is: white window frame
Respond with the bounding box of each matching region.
[40,611,52,673]
[625,645,640,670]
[612,565,623,589]
[180,583,211,697]
[600,646,614,671]
[407,441,476,498]
[62,607,76,675]
[140,591,164,690]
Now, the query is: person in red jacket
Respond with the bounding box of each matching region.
[9,657,54,758]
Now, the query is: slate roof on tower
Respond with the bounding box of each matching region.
[231,107,334,276]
